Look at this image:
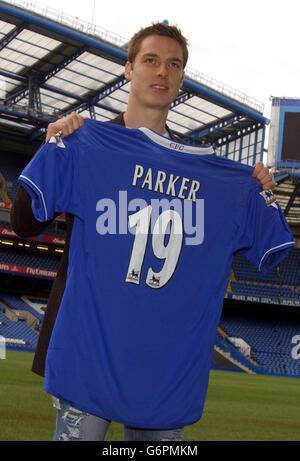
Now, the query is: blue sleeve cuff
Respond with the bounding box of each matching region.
[19,174,48,222]
[259,241,296,273]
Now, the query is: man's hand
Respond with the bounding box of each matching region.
[46,112,85,141]
[253,162,276,191]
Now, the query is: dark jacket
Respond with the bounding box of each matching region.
[10,113,181,376]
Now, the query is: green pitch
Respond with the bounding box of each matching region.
[1,350,300,441]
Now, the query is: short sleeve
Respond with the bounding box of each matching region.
[18,135,81,222]
[235,186,295,273]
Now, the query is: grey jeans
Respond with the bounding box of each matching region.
[52,398,184,441]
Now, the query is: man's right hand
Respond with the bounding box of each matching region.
[46,112,86,141]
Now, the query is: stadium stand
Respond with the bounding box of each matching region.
[229,249,300,307]
[0,150,28,202]
[233,248,300,286]
[0,292,44,324]
[0,296,39,351]
[0,0,299,378]
[0,319,38,350]
[0,248,60,273]
[0,217,67,240]
[212,329,266,374]
[220,305,300,376]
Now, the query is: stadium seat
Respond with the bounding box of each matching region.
[220,309,300,376]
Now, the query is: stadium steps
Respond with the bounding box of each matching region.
[0,298,11,312]
[226,269,236,295]
[214,345,256,374]
[217,326,227,340]
[0,294,43,330]
[218,325,260,367]
[220,310,300,376]
[0,304,38,350]
[248,355,259,366]
[215,329,266,374]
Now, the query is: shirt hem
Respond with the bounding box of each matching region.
[44,386,202,430]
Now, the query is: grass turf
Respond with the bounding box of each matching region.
[1,350,300,441]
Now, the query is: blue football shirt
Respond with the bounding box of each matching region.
[19,119,295,429]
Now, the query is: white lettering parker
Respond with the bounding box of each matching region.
[132,163,201,202]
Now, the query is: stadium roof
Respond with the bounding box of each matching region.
[0,1,268,149]
[0,0,299,229]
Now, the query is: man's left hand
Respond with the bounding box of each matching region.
[253,162,276,191]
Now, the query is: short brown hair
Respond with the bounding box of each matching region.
[127,22,189,69]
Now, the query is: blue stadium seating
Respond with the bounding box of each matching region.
[233,248,300,287]
[220,310,300,376]
[0,310,8,323]
[0,318,38,350]
[231,249,300,303]
[214,330,266,374]
[0,248,60,272]
[0,294,41,350]
[0,151,28,202]
[0,293,44,324]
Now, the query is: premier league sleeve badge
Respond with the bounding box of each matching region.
[259,189,278,208]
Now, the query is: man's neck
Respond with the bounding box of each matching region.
[123,105,169,135]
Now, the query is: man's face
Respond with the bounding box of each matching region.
[125,34,185,111]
